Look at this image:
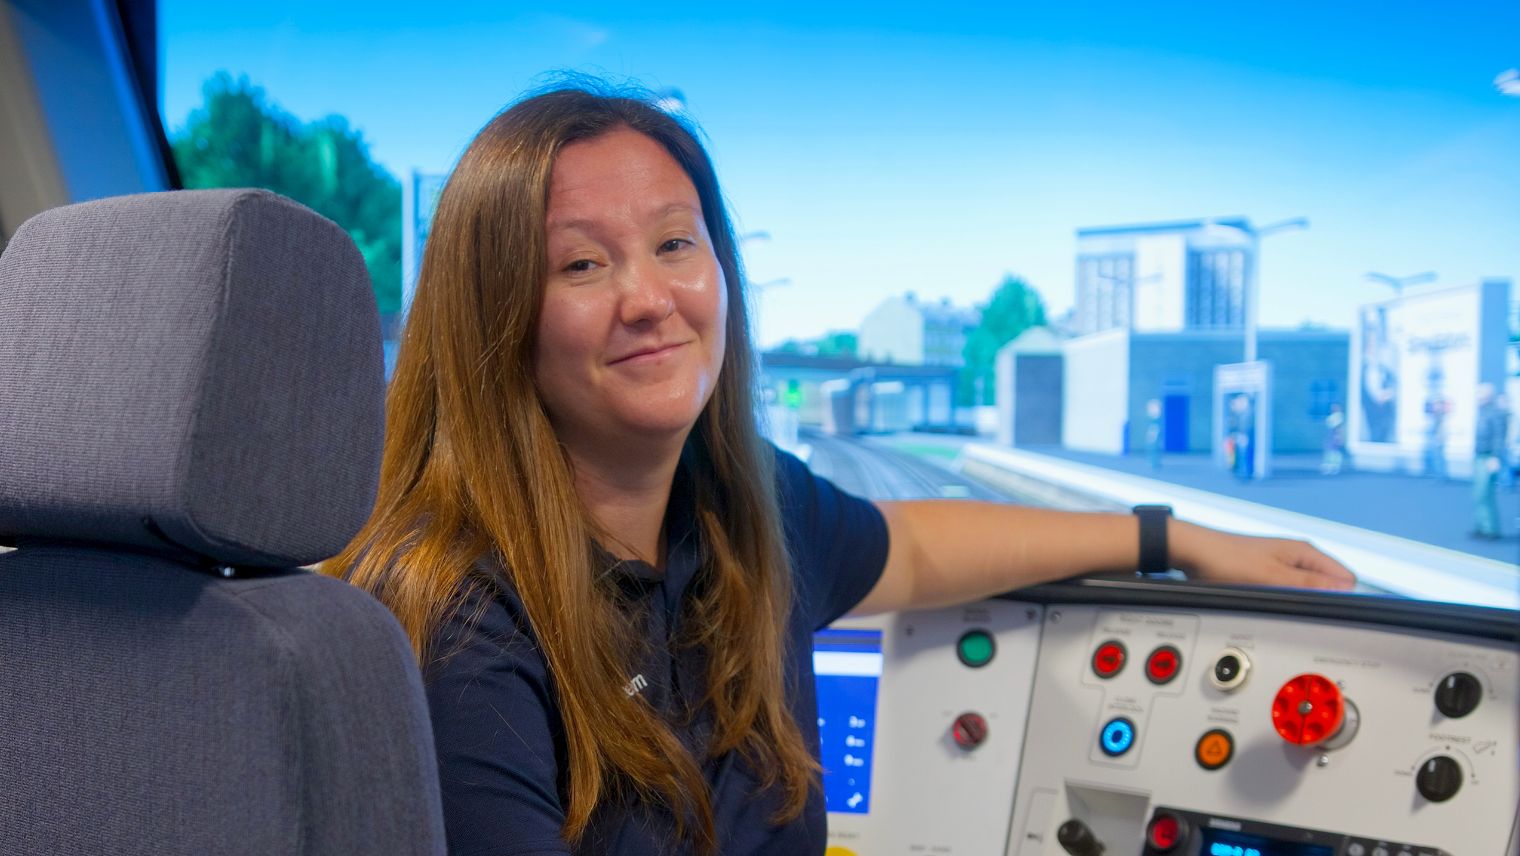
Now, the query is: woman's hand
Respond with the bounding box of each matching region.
[1171,520,1357,591]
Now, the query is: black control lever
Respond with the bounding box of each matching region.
[1056,818,1105,856]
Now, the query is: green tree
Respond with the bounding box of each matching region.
[170,73,402,318]
[772,331,857,358]
[961,275,1048,405]
[813,331,858,358]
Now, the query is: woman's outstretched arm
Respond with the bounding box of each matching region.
[851,502,1356,616]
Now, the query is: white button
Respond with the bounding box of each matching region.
[1372,848,1389,856]
[1347,844,1365,856]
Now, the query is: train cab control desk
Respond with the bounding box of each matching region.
[818,579,1518,856]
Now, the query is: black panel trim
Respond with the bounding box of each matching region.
[1000,577,1519,643]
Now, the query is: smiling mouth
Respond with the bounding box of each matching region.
[611,342,687,365]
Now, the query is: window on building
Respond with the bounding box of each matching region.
[1309,379,1342,419]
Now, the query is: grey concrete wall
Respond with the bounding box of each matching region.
[1013,355,1063,445]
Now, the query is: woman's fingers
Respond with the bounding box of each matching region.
[1191,529,1357,591]
[1276,539,1357,589]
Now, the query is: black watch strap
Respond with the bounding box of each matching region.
[1133,505,1173,575]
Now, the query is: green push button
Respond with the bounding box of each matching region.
[956,629,996,668]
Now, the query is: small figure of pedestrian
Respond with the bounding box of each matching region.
[1321,403,1346,475]
[1422,396,1450,479]
[1471,384,1507,539]
[1496,392,1516,491]
[1229,393,1255,481]
[1145,398,1163,471]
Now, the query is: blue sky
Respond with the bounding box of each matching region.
[162,1,1520,346]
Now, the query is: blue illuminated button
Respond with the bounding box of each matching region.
[1099,716,1136,756]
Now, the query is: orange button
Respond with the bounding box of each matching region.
[825,848,859,856]
[1195,728,1234,770]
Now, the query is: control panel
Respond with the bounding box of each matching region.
[823,598,1043,855]
[1007,601,1518,856]
[820,583,1519,856]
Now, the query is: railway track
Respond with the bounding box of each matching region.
[799,430,1026,504]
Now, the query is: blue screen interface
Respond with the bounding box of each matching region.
[1200,829,1335,856]
[814,628,883,815]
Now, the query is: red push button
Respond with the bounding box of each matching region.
[1146,812,1186,852]
[1091,640,1127,679]
[951,712,988,750]
[1146,645,1182,685]
[1271,673,1345,746]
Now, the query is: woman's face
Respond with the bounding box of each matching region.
[534,127,728,458]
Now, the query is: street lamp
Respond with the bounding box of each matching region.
[740,226,789,346]
[1364,270,1436,296]
[1202,216,1309,364]
[1092,270,1160,332]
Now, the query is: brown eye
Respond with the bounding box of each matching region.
[659,238,691,253]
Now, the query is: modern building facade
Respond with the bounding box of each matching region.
[1074,218,1256,336]
[857,293,979,366]
[1060,328,1350,455]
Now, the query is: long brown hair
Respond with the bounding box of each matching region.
[324,86,818,850]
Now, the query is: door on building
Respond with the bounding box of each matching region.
[1163,394,1189,452]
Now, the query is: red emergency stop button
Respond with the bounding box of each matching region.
[1271,673,1345,746]
[1146,645,1182,685]
[1091,640,1127,678]
[1146,812,1188,852]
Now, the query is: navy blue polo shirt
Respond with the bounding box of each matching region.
[425,449,890,855]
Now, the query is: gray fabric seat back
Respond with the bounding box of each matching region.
[0,190,445,855]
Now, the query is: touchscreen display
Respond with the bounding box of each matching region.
[814,628,884,815]
[1201,829,1335,856]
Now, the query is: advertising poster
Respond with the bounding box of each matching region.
[1213,361,1273,480]
[1351,288,1481,463]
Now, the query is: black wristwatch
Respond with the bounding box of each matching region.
[1133,505,1173,575]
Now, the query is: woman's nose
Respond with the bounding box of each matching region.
[615,261,677,327]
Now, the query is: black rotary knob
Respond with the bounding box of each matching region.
[1415,755,1463,803]
[1433,672,1482,718]
[1056,818,1104,856]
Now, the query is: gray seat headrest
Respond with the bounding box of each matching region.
[0,189,384,567]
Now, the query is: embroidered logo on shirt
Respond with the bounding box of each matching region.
[623,673,649,697]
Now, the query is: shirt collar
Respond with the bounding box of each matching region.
[599,458,701,600]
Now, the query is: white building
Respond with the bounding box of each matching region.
[1074,218,1256,336]
[857,293,979,366]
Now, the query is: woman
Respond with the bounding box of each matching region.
[328,86,1354,855]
